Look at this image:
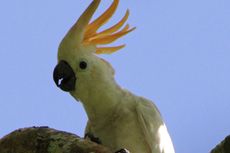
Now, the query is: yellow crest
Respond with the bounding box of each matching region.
[60,0,135,54]
[84,0,135,54]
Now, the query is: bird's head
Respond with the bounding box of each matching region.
[53,0,135,100]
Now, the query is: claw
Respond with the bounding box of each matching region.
[84,133,102,144]
[115,148,130,153]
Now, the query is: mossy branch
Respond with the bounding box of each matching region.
[0,126,229,153]
[211,135,230,153]
[0,126,112,153]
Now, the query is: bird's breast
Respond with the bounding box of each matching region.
[91,106,150,153]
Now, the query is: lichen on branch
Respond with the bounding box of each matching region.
[0,126,112,153]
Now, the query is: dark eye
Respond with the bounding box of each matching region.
[79,61,87,70]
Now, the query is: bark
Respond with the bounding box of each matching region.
[211,135,230,153]
[0,126,229,153]
[0,126,112,153]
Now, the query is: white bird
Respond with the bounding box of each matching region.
[53,0,175,153]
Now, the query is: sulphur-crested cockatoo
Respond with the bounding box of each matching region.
[53,0,175,153]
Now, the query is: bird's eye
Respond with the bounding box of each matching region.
[79,60,88,70]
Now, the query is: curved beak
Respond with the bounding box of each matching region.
[53,60,76,92]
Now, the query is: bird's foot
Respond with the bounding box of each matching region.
[115,148,130,153]
[84,133,102,144]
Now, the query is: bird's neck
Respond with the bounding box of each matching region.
[72,80,125,126]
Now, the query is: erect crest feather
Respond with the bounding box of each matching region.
[60,0,135,55]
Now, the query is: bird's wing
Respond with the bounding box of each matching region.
[135,97,175,153]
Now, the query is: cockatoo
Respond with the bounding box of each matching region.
[53,0,175,153]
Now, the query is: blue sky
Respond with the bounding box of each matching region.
[0,0,230,153]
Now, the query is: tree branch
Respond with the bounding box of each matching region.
[0,126,112,153]
[211,135,230,153]
[1,126,229,153]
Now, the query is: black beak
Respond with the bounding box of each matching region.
[53,60,76,92]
